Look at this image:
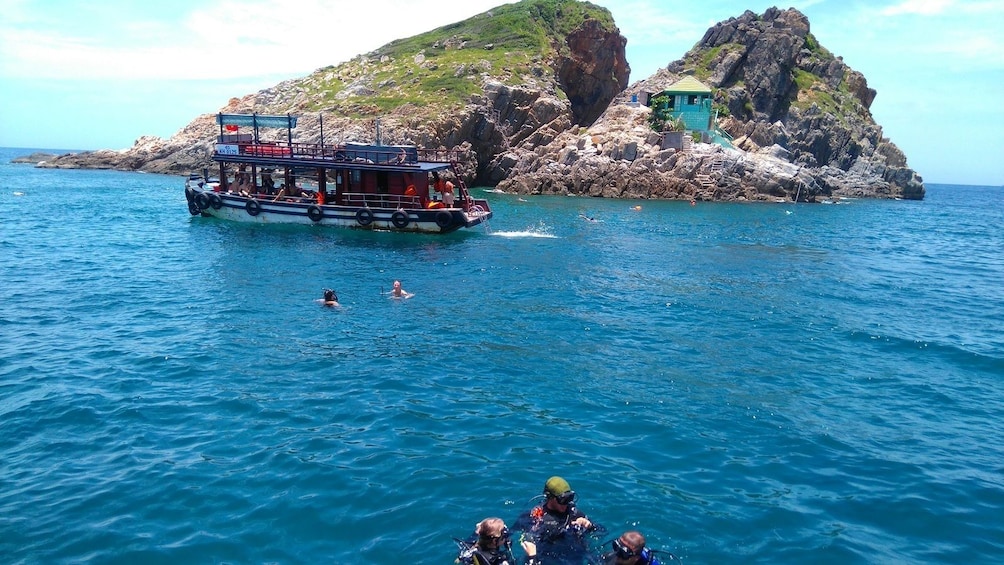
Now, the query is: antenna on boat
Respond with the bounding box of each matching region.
[375,118,382,146]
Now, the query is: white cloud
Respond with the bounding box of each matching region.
[0,0,512,81]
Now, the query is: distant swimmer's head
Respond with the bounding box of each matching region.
[323,288,337,302]
[393,280,402,290]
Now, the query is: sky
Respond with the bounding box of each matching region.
[0,0,1001,186]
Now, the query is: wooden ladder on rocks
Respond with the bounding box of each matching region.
[695,155,725,196]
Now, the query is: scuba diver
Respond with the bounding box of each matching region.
[455,517,517,565]
[512,476,602,565]
[593,531,669,565]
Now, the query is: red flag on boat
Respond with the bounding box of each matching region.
[225,124,239,132]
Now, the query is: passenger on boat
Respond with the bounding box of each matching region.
[433,171,456,208]
[235,165,251,193]
[443,180,455,208]
[261,169,275,193]
[596,531,662,565]
[432,172,444,200]
[273,183,303,201]
[512,476,599,565]
[319,289,339,307]
[455,517,516,565]
[389,280,413,299]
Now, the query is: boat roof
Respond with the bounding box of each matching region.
[216,113,298,128]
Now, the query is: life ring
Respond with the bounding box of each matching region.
[208,193,223,210]
[188,201,201,216]
[194,192,210,211]
[246,199,262,216]
[435,210,452,229]
[307,204,324,222]
[356,208,374,226]
[391,210,409,228]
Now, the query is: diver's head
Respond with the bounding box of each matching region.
[612,531,648,564]
[475,517,509,549]
[543,476,576,509]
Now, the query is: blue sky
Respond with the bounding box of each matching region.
[0,0,1001,186]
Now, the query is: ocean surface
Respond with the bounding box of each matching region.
[1,146,1002,564]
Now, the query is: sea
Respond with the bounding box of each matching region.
[1,146,1002,564]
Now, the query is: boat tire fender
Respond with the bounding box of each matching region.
[435,210,452,229]
[185,187,196,202]
[194,192,211,211]
[391,211,409,229]
[188,201,201,216]
[356,208,373,226]
[246,199,262,217]
[307,204,324,222]
[208,193,223,210]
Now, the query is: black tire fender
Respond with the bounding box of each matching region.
[246,198,262,217]
[307,204,324,222]
[188,201,201,216]
[208,193,223,210]
[391,210,409,228]
[194,192,210,211]
[435,210,452,229]
[356,208,374,226]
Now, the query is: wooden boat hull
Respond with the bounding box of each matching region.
[185,187,491,234]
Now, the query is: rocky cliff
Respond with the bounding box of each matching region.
[497,7,924,201]
[37,3,922,202]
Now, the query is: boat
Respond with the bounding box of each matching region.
[184,113,492,233]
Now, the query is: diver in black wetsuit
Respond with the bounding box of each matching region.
[456,517,517,565]
[512,476,600,565]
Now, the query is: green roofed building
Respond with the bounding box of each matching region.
[648,76,713,131]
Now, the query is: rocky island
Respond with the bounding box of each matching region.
[33,1,924,201]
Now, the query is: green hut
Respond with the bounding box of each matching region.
[649,76,713,132]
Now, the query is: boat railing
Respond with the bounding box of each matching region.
[216,141,463,164]
[341,192,424,209]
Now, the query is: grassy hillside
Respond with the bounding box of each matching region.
[288,0,615,118]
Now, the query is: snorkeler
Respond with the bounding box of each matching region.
[319,288,339,307]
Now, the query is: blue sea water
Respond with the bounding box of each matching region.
[1,146,1002,564]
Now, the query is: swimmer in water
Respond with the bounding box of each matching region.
[632,205,642,211]
[578,213,598,222]
[389,280,414,299]
[319,288,340,307]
